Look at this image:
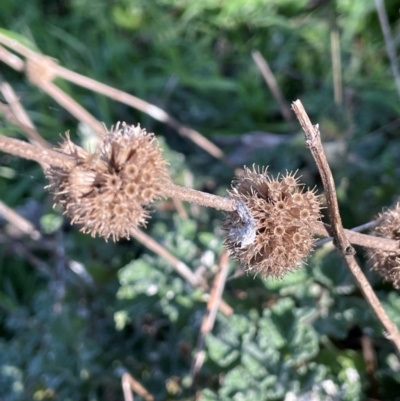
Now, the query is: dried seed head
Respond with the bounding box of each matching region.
[222,166,321,278]
[367,204,400,288]
[46,122,169,241]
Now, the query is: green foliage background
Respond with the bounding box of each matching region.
[1,0,400,400]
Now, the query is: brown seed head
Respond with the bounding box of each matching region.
[367,204,400,288]
[46,122,169,241]
[222,166,321,278]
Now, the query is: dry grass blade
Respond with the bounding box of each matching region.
[0,80,35,129]
[292,99,400,354]
[0,31,227,163]
[190,251,230,379]
[6,240,53,277]
[0,44,24,71]
[0,81,50,148]
[122,374,134,401]
[53,64,227,162]
[361,335,379,399]
[0,200,41,240]
[131,228,203,287]
[38,80,105,136]
[172,197,188,219]
[0,102,50,152]
[130,228,233,316]
[121,372,154,401]
[374,0,400,98]
[251,50,293,124]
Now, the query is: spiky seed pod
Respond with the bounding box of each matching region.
[46,122,169,241]
[367,204,400,288]
[222,166,321,278]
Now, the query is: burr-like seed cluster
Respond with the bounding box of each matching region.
[46,122,169,241]
[223,166,321,278]
[368,204,400,288]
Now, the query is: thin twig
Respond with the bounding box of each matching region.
[361,335,379,400]
[33,78,105,137]
[121,373,154,401]
[0,80,35,129]
[0,34,37,60]
[0,32,227,163]
[251,50,293,124]
[191,251,230,378]
[172,197,188,219]
[130,228,233,316]
[0,200,41,240]
[374,0,400,98]
[0,102,51,150]
[7,240,53,277]
[52,64,227,163]
[313,221,397,252]
[0,134,397,252]
[0,82,50,148]
[314,220,377,247]
[122,374,134,401]
[292,99,400,354]
[163,183,236,212]
[0,44,24,71]
[0,134,72,168]
[131,228,201,287]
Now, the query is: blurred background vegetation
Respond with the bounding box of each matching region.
[1,0,400,400]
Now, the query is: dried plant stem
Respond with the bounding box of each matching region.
[252,50,293,124]
[0,80,35,130]
[131,228,202,287]
[121,372,154,401]
[162,183,236,211]
[0,80,50,148]
[0,200,41,240]
[313,221,398,252]
[0,32,227,163]
[163,184,399,252]
[292,99,400,354]
[0,102,50,150]
[130,228,233,316]
[0,45,24,71]
[314,221,377,247]
[52,64,227,162]
[191,251,230,379]
[0,135,397,252]
[0,134,71,168]
[374,0,400,98]
[0,134,397,252]
[35,79,105,137]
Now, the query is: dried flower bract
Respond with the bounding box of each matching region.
[223,166,321,278]
[46,122,169,241]
[367,204,400,288]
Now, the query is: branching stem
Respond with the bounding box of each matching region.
[292,99,400,354]
[0,134,398,254]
